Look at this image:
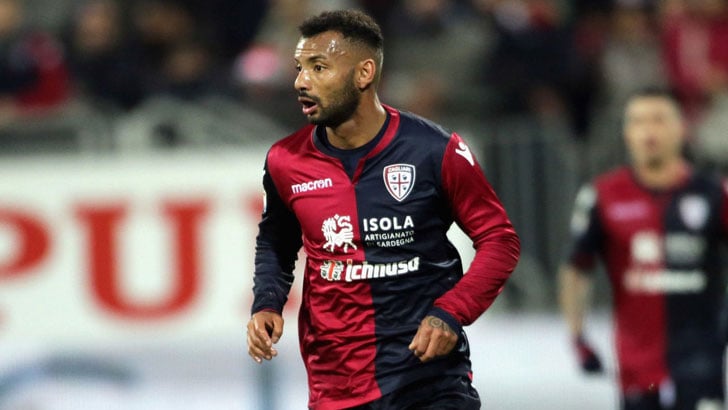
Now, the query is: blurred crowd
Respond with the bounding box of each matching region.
[0,0,727,167]
[0,0,726,310]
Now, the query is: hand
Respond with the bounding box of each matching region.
[574,335,603,374]
[408,315,458,362]
[247,311,284,364]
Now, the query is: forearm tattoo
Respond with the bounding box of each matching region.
[427,316,453,334]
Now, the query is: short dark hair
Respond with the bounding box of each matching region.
[626,86,680,106]
[298,9,384,54]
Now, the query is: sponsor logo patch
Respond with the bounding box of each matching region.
[630,231,662,264]
[291,178,333,194]
[383,164,415,202]
[624,269,707,294]
[665,233,706,265]
[320,260,345,281]
[607,201,649,221]
[319,257,420,282]
[361,215,416,248]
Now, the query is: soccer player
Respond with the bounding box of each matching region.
[246,9,520,410]
[559,87,728,410]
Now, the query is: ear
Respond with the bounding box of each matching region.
[355,59,377,90]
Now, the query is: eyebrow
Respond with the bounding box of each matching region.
[294,54,328,64]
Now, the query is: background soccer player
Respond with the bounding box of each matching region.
[246,9,520,410]
[559,87,728,410]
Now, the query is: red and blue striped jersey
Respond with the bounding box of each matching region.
[252,105,520,410]
[569,166,728,393]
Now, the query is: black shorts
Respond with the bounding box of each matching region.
[347,374,481,410]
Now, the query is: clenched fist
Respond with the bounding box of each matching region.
[408,315,459,362]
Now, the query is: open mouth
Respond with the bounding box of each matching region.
[298,96,318,116]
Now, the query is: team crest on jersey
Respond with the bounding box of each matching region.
[679,195,709,230]
[383,164,415,202]
[321,214,357,253]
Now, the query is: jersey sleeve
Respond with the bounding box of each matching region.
[432,133,520,326]
[566,183,604,271]
[251,159,303,315]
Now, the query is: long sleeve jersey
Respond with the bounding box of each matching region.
[568,166,728,393]
[252,105,520,410]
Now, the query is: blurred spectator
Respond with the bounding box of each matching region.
[477,0,584,134]
[583,0,668,177]
[694,92,728,170]
[355,0,398,30]
[600,1,666,104]
[232,0,356,130]
[382,0,492,122]
[572,0,614,16]
[182,0,270,64]
[569,0,612,140]
[22,0,79,33]
[128,0,200,88]
[64,0,146,111]
[233,0,314,90]
[0,0,69,122]
[660,0,728,124]
[153,39,222,100]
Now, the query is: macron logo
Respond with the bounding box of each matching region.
[455,142,474,166]
[291,178,333,194]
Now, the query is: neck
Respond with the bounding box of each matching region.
[326,94,387,149]
[633,157,688,191]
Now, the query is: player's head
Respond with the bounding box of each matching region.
[294,9,384,127]
[623,87,686,170]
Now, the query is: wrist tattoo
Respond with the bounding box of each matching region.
[427,316,452,333]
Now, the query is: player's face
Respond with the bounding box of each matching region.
[623,96,685,169]
[294,31,361,127]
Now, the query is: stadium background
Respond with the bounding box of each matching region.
[0,0,727,408]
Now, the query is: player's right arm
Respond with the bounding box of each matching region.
[559,263,602,373]
[559,263,591,338]
[559,184,604,374]
[248,160,303,363]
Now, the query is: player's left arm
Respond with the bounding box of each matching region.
[434,133,520,323]
[409,133,520,362]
